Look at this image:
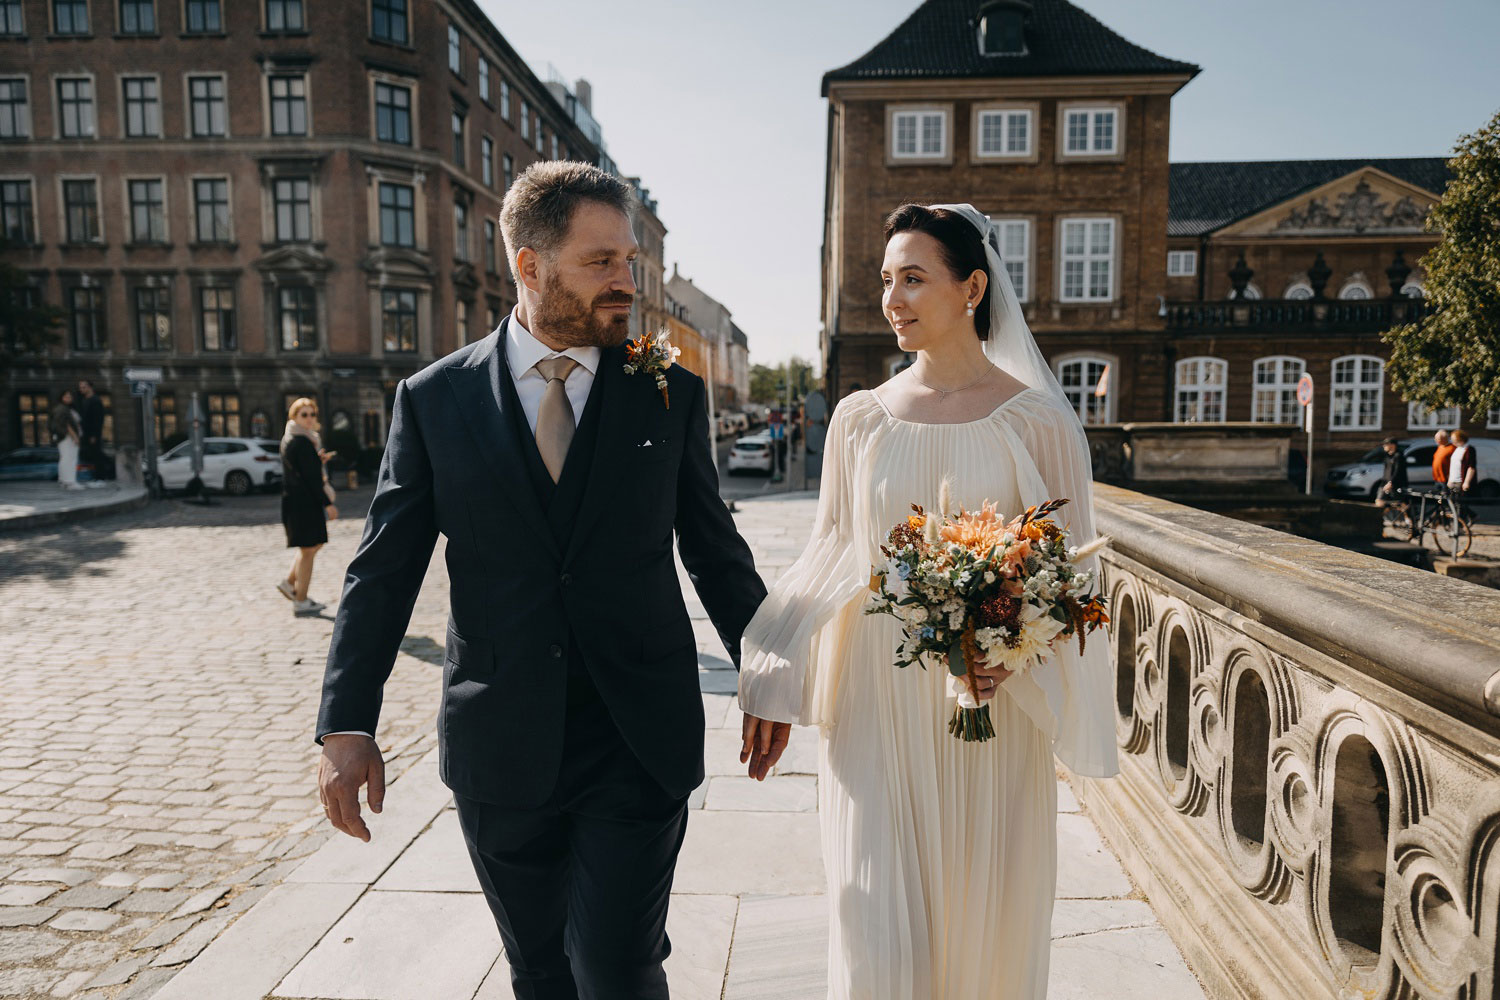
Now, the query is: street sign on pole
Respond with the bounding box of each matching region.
[1297,373,1315,495]
[123,366,163,383]
[1296,373,1314,408]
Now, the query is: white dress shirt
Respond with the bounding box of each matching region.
[324,311,600,744]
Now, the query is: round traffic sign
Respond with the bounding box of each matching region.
[1296,373,1314,407]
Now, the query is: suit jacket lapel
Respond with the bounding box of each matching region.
[443,318,560,564]
[564,344,632,565]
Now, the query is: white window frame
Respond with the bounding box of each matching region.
[1058,217,1115,303]
[992,217,1030,303]
[1174,356,1228,424]
[1166,250,1197,277]
[1251,356,1305,425]
[1330,355,1385,432]
[184,72,228,139]
[265,70,310,137]
[54,73,97,140]
[189,173,233,244]
[1407,402,1460,431]
[974,106,1032,159]
[889,105,949,161]
[1487,409,1500,430]
[1055,353,1115,426]
[1061,105,1119,157]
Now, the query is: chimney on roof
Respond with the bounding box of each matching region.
[574,79,592,113]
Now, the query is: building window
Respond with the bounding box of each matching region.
[979,3,1026,54]
[1401,282,1424,299]
[278,286,317,350]
[455,299,468,346]
[68,284,105,350]
[134,284,171,350]
[63,178,98,242]
[0,0,23,35]
[519,99,529,139]
[1166,250,1197,277]
[976,108,1030,158]
[1330,355,1384,431]
[1174,357,1227,423]
[453,201,469,262]
[551,133,558,160]
[199,286,235,350]
[206,392,239,436]
[0,179,34,245]
[127,178,165,243]
[118,0,154,33]
[478,57,489,102]
[265,0,302,31]
[481,136,493,187]
[483,218,496,274]
[378,181,414,247]
[374,81,410,145]
[185,0,220,33]
[57,78,95,138]
[269,75,307,135]
[1487,409,1500,430]
[188,76,226,137]
[1285,282,1313,300]
[447,23,461,75]
[995,218,1029,302]
[16,392,49,447]
[1056,356,1112,426]
[1339,280,1373,300]
[1063,107,1118,155]
[1407,403,1460,431]
[272,177,311,242]
[891,108,946,158]
[370,0,406,44]
[1252,356,1304,425]
[153,392,175,444]
[53,0,89,34]
[0,79,30,139]
[534,119,543,154]
[381,288,416,353]
[122,77,160,137]
[451,108,465,167]
[193,178,230,243]
[500,79,510,121]
[1059,218,1114,302]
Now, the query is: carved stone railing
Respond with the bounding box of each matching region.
[1165,297,1431,333]
[1075,484,1500,1000]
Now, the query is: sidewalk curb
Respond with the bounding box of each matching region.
[0,487,150,533]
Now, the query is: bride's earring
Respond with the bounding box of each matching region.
[965,302,975,317]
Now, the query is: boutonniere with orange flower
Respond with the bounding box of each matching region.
[623,330,680,408]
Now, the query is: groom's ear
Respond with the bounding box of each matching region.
[515,247,544,294]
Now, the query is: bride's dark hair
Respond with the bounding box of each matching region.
[882,204,991,340]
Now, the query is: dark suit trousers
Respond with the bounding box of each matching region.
[453,649,690,1000]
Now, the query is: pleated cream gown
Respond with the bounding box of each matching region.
[740,388,1119,1000]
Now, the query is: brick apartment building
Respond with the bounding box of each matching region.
[820,0,1482,479]
[0,0,610,456]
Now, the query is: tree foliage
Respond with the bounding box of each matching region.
[749,357,817,404]
[0,239,64,374]
[1383,110,1500,414]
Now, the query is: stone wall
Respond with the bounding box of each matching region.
[1076,484,1500,1000]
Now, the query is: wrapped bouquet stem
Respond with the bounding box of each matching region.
[867,496,1110,743]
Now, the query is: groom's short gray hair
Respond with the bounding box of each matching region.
[499,161,635,280]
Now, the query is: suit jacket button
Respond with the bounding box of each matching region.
[549,644,563,659]
[560,573,573,587]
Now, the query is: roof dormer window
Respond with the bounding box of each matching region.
[978,1,1030,57]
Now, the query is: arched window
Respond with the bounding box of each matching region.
[1055,354,1114,425]
[1330,355,1384,431]
[1174,356,1228,423]
[1407,403,1460,431]
[1338,278,1373,300]
[1252,356,1305,424]
[1284,282,1313,300]
[1227,282,1262,301]
[1401,282,1424,299]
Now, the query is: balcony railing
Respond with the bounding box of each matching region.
[1165,297,1431,332]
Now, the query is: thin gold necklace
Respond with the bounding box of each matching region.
[909,362,994,400]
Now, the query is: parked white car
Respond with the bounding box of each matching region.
[153,437,284,495]
[726,434,774,476]
[1325,436,1500,499]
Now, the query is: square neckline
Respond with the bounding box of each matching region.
[868,385,1037,426]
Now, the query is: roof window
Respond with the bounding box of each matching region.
[978,1,1030,56]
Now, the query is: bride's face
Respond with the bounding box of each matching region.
[880,231,981,353]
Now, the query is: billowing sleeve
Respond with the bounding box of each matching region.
[1010,397,1120,778]
[738,398,870,727]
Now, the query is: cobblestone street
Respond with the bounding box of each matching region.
[0,489,445,998]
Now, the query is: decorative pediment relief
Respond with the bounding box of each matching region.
[254,245,333,275]
[360,247,435,280]
[451,262,479,293]
[1218,168,1438,238]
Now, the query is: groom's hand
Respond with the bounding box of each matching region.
[740,714,791,781]
[318,734,385,842]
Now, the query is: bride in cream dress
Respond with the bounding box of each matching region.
[737,203,1119,999]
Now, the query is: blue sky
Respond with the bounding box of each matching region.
[479,0,1500,367]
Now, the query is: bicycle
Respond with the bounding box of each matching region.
[1390,486,1473,558]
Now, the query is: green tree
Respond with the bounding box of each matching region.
[749,356,816,404]
[1383,110,1500,415]
[0,239,64,374]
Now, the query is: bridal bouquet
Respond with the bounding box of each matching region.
[865,494,1110,742]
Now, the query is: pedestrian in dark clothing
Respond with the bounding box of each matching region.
[1378,436,1408,504]
[76,379,111,480]
[278,396,338,617]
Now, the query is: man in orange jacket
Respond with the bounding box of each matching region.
[1432,429,1456,485]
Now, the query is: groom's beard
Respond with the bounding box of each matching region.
[531,274,633,349]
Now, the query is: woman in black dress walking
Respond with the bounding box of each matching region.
[277,397,338,616]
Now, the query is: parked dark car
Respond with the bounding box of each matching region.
[0,446,60,481]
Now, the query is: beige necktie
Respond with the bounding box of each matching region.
[533,356,580,483]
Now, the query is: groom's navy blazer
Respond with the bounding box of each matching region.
[316,319,767,807]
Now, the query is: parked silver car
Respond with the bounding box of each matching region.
[1324,436,1500,499]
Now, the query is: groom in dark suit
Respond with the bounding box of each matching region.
[315,162,767,999]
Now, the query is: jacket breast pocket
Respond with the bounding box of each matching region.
[445,626,494,677]
[633,436,674,466]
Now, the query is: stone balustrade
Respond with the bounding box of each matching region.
[1075,483,1500,1000]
